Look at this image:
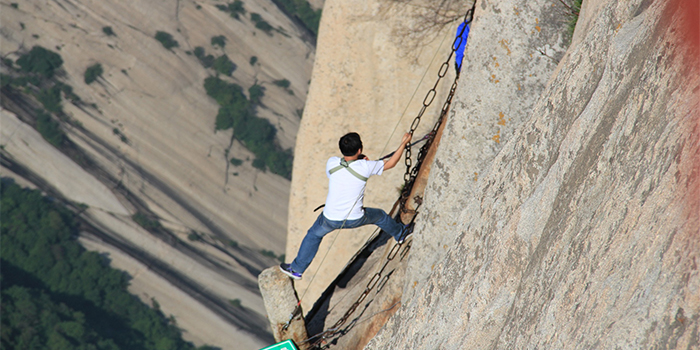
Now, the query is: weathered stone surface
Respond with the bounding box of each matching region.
[367,0,699,349]
[406,0,569,288]
[287,0,458,312]
[1,0,314,348]
[259,267,309,348]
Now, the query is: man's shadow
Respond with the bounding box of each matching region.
[304,230,394,337]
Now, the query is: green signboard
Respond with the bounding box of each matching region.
[259,339,298,350]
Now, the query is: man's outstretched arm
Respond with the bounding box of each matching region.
[383,133,412,171]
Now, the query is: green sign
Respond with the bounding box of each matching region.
[259,339,298,350]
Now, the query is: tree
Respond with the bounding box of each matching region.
[16,46,63,78]
[250,13,273,34]
[211,35,227,47]
[248,84,265,104]
[102,26,116,36]
[0,181,209,350]
[155,31,179,50]
[84,63,103,84]
[212,55,236,76]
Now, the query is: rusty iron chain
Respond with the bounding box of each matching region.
[304,4,476,348]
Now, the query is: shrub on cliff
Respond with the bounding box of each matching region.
[84,63,103,84]
[35,109,64,147]
[36,85,62,113]
[16,46,63,78]
[248,84,265,104]
[102,26,116,36]
[155,31,179,50]
[204,76,293,178]
[216,0,246,19]
[250,13,273,34]
[213,55,236,76]
[211,35,227,47]
[275,0,321,36]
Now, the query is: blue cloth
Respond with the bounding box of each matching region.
[291,208,403,273]
[454,22,471,72]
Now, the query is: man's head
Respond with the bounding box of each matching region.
[339,132,363,156]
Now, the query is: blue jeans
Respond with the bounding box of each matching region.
[291,208,403,273]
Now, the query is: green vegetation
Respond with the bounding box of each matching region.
[0,181,210,350]
[273,79,293,95]
[274,0,322,36]
[230,157,244,166]
[132,212,162,231]
[211,35,226,47]
[204,77,248,119]
[248,84,265,104]
[5,47,83,147]
[155,31,179,50]
[1,74,13,88]
[204,76,293,178]
[16,46,63,78]
[250,13,273,35]
[260,249,285,263]
[229,299,242,308]
[212,54,236,76]
[216,1,246,19]
[273,79,290,89]
[566,0,583,43]
[58,82,80,102]
[249,56,258,66]
[112,128,128,143]
[36,85,62,113]
[193,46,216,68]
[84,63,103,84]
[102,26,116,36]
[187,231,201,241]
[35,110,64,147]
[10,3,18,9]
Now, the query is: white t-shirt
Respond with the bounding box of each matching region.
[323,156,384,220]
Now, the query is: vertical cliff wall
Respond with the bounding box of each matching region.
[366,0,700,348]
[287,0,458,311]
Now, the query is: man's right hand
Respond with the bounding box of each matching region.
[400,132,412,147]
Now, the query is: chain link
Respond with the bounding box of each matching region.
[305,4,476,347]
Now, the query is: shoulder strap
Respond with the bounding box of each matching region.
[329,159,368,182]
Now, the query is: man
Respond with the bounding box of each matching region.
[280,132,413,280]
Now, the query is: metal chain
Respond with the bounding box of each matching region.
[304,3,476,347]
[399,4,475,215]
[305,240,412,348]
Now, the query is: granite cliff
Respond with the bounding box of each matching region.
[366,0,700,348]
[1,0,317,348]
[288,0,699,348]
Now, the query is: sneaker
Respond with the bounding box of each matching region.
[397,223,415,244]
[279,263,302,280]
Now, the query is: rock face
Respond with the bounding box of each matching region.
[258,267,309,348]
[366,0,700,348]
[287,0,459,312]
[1,0,315,348]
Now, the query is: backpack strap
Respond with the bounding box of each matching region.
[329,159,368,182]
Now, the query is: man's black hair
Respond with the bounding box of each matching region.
[339,132,363,156]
